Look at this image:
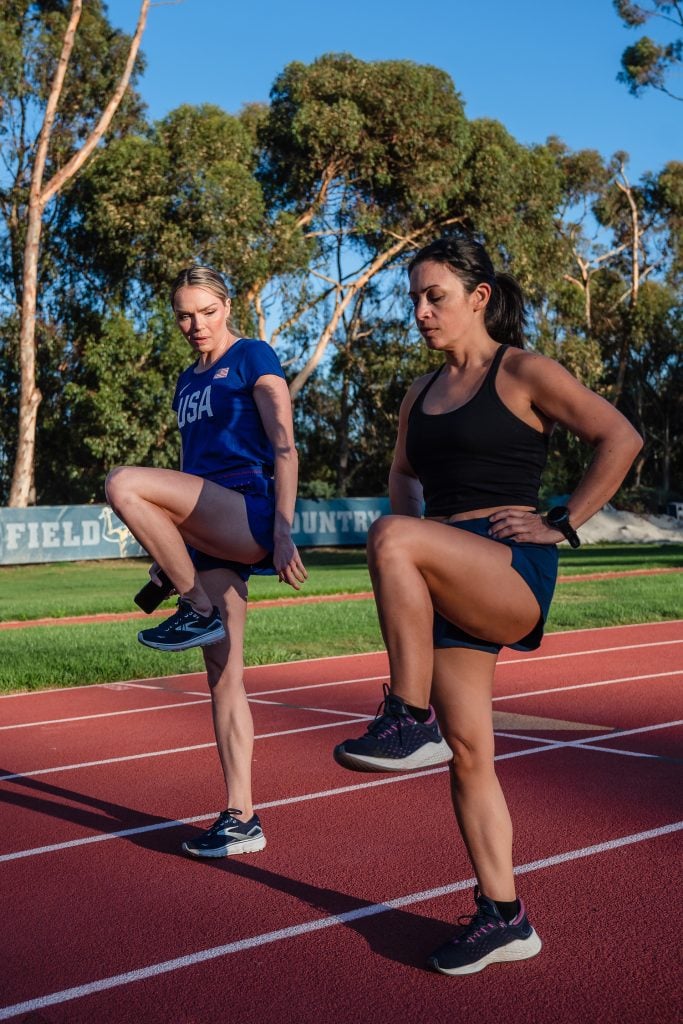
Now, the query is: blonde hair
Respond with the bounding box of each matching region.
[170,266,239,333]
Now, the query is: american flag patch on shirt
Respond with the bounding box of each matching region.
[213,367,229,379]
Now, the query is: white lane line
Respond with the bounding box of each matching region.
[0,717,374,784]
[3,716,678,862]
[493,669,683,702]
[3,670,681,782]
[502,638,682,664]
[0,768,447,863]
[247,698,370,719]
[4,660,681,732]
[1,820,680,1022]
[0,698,211,731]
[116,639,682,699]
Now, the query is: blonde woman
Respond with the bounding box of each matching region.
[106,266,306,857]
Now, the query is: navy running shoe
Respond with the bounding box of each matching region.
[333,684,451,772]
[427,886,542,975]
[182,809,266,858]
[138,599,225,652]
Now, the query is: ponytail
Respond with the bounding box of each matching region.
[485,272,527,348]
[408,237,527,349]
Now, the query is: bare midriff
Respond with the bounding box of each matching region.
[427,504,536,523]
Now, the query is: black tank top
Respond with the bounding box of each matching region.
[405,345,549,516]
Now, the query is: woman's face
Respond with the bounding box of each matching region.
[408,260,489,350]
[173,285,230,357]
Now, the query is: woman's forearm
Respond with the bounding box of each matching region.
[272,447,299,538]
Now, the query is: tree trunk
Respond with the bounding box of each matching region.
[8,0,150,506]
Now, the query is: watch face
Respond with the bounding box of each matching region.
[548,506,569,526]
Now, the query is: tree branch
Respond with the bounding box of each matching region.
[40,0,150,207]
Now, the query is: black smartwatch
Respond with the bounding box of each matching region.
[545,506,581,548]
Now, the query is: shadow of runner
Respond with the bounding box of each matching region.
[0,769,186,850]
[163,842,461,970]
[1,770,460,969]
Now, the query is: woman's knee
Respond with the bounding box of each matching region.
[104,465,136,509]
[446,733,495,783]
[367,515,414,570]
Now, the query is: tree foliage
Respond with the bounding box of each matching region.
[614,1,683,99]
[1,40,680,510]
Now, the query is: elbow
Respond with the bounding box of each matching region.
[626,423,644,460]
[274,444,298,465]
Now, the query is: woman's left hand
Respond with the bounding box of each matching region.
[273,535,308,590]
[488,509,565,545]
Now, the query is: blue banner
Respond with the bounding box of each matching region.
[0,499,391,565]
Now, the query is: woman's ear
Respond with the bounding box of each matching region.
[471,282,491,312]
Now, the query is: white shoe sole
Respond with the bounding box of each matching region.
[429,929,542,975]
[333,738,452,773]
[137,625,226,652]
[182,834,267,858]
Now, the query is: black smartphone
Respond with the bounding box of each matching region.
[134,569,176,613]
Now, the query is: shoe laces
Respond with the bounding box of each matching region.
[209,809,240,832]
[366,683,408,740]
[448,886,508,945]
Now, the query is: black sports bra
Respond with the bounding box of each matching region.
[405,345,549,516]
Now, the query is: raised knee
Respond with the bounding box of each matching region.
[104,466,136,510]
[367,515,411,567]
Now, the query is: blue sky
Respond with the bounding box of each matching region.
[109,0,680,183]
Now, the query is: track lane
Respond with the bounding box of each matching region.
[1,622,681,1024]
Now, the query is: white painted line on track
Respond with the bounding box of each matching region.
[493,669,683,702]
[2,715,678,862]
[1,821,680,1021]
[0,698,211,731]
[2,669,680,781]
[3,660,681,731]
[0,717,374,784]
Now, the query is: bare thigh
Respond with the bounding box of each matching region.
[370,516,540,643]
[370,515,542,646]
[107,466,266,563]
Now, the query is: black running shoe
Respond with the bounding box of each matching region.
[427,886,542,975]
[137,599,225,652]
[333,684,451,772]
[182,809,266,858]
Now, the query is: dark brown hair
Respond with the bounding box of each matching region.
[408,237,527,348]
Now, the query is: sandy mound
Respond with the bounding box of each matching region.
[578,506,683,544]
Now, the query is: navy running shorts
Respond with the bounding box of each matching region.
[433,515,559,654]
[188,469,276,582]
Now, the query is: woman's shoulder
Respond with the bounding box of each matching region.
[501,346,567,383]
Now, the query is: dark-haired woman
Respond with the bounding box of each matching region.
[106,266,306,858]
[334,237,642,974]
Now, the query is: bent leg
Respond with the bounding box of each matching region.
[431,646,515,901]
[367,515,541,708]
[199,568,255,818]
[106,466,266,614]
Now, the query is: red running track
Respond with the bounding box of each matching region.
[1,620,682,1024]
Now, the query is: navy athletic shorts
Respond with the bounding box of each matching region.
[188,469,276,582]
[433,515,559,654]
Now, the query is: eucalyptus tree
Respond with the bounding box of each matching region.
[256,54,564,401]
[0,0,150,506]
[614,1,682,100]
[547,138,682,501]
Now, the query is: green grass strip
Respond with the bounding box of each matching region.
[1,573,680,693]
[0,543,681,622]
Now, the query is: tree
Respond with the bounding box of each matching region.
[614,1,683,99]
[2,0,150,506]
[257,54,564,400]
